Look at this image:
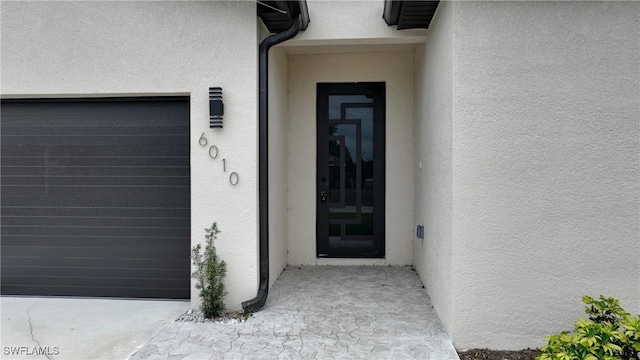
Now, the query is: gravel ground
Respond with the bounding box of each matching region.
[175,308,248,324]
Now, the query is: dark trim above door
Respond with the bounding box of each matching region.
[316,82,385,258]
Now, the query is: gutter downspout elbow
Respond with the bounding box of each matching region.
[242,15,302,314]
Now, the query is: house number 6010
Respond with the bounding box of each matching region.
[199,132,239,186]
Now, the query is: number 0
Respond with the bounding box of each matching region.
[208,145,218,159]
[230,172,239,185]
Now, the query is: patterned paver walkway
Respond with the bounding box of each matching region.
[130,266,459,360]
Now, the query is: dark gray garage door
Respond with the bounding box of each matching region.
[1,97,190,299]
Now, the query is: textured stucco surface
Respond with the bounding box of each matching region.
[451,1,640,350]
[267,45,290,287]
[3,0,638,351]
[0,1,259,311]
[413,0,454,337]
[286,1,427,46]
[287,50,416,266]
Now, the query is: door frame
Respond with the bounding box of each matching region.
[315,82,386,258]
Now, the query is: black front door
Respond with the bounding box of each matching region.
[316,82,385,258]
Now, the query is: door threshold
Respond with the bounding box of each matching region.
[315,258,387,266]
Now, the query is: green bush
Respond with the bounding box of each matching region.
[537,296,640,360]
[191,222,227,318]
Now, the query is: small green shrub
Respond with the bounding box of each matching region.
[191,222,227,318]
[537,296,640,360]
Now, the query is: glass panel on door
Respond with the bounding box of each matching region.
[316,83,385,258]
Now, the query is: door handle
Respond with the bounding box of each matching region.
[320,190,327,203]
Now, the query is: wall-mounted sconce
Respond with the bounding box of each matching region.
[416,225,424,239]
[209,87,224,128]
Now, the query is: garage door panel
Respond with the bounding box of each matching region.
[2,206,189,219]
[2,194,190,208]
[0,166,46,176]
[2,175,190,187]
[0,166,189,177]
[2,145,189,158]
[0,285,189,299]
[0,135,190,147]
[1,97,191,299]
[2,124,189,137]
[2,256,190,271]
[2,215,190,228]
[1,164,190,177]
[1,157,46,167]
[2,185,190,198]
[2,235,189,249]
[45,166,190,177]
[3,225,190,238]
[4,277,189,299]
[3,276,187,289]
[1,156,189,167]
[3,114,188,127]
[3,100,188,118]
[3,245,189,260]
[1,266,190,280]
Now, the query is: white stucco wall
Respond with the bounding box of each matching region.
[287,49,416,266]
[413,0,454,336]
[451,1,640,350]
[0,1,260,310]
[5,1,637,349]
[267,45,290,286]
[287,0,427,46]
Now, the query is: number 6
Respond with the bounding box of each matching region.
[199,133,207,146]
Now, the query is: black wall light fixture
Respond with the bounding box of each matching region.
[209,87,224,128]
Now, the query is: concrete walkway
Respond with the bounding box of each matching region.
[1,297,189,360]
[131,266,459,360]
